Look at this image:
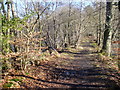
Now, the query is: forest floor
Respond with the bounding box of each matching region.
[1,39,120,89]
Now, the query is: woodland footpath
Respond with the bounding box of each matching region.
[0,0,120,89]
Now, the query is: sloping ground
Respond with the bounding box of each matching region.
[1,41,120,89]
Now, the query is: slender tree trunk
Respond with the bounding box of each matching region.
[0,12,2,78]
[11,1,17,18]
[10,1,17,52]
[68,0,71,46]
[118,1,120,69]
[53,17,57,48]
[96,25,99,43]
[101,0,113,56]
[1,1,6,17]
[53,2,58,49]
[6,0,11,53]
[0,2,4,54]
[63,25,67,48]
[98,2,102,47]
[7,1,10,21]
[0,12,2,53]
[76,1,82,48]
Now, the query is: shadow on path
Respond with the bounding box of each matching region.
[5,41,120,89]
[8,66,120,89]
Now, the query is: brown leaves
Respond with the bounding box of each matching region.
[112,40,120,44]
[6,31,48,62]
[113,48,120,51]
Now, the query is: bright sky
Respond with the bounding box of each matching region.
[12,0,96,3]
[12,0,93,6]
[13,0,118,3]
[14,0,98,2]
[10,0,119,18]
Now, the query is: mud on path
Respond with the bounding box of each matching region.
[8,41,120,89]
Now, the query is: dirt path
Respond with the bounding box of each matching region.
[9,41,120,89]
[38,41,119,89]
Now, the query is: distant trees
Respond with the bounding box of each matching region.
[42,2,85,49]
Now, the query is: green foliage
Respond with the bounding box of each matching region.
[2,12,35,32]
[9,78,22,82]
[25,73,30,75]
[3,18,23,31]
[1,12,35,54]
[3,82,13,88]
[99,51,107,56]
[91,42,97,47]
[22,12,35,21]
[2,63,8,70]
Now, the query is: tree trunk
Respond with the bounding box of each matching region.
[53,17,57,48]
[98,2,102,47]
[0,12,2,53]
[76,2,82,48]
[68,1,71,46]
[6,0,11,54]
[101,0,113,56]
[7,1,10,21]
[1,1,6,17]
[10,1,17,52]
[11,1,17,18]
[118,1,120,70]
